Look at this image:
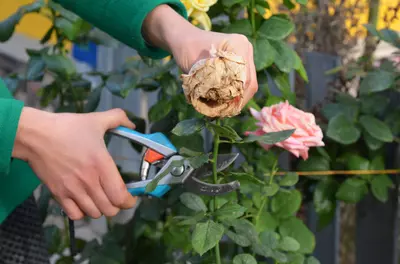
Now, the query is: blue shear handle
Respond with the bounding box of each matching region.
[128,185,171,198]
[110,126,177,156]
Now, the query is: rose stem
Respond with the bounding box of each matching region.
[212,119,222,264]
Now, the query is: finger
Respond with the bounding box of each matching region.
[99,152,138,209]
[243,44,258,106]
[72,192,102,219]
[59,198,84,221]
[88,183,121,217]
[98,108,135,130]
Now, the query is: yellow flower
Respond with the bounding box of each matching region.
[181,0,194,16]
[191,10,212,31]
[189,0,217,12]
[181,0,216,31]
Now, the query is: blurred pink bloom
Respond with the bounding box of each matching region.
[245,101,324,160]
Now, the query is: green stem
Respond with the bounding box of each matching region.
[250,0,256,36]
[254,160,278,239]
[212,119,222,264]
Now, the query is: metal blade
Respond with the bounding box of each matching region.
[192,153,239,179]
[184,176,240,196]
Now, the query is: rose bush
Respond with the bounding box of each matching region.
[4,0,394,264]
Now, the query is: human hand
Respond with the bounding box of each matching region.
[13,107,137,220]
[143,5,258,111]
[173,31,258,112]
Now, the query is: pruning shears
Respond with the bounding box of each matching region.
[108,126,241,197]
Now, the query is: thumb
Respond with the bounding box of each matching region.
[99,108,135,130]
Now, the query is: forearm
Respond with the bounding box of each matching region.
[142,4,198,53]
[12,107,53,163]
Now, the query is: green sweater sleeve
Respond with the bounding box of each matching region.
[54,0,188,59]
[0,82,24,175]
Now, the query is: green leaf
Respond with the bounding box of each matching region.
[260,230,279,249]
[176,212,206,226]
[172,118,205,136]
[294,51,308,82]
[326,114,360,144]
[279,236,300,252]
[371,175,393,203]
[268,68,295,104]
[179,147,202,157]
[364,132,384,150]
[258,15,295,40]
[378,28,400,48]
[26,56,45,81]
[0,1,43,42]
[314,179,339,219]
[171,133,204,153]
[233,254,257,264]
[225,230,251,247]
[255,4,266,15]
[347,154,370,180]
[359,70,395,94]
[215,203,247,220]
[269,40,296,72]
[322,102,359,121]
[243,129,294,144]
[298,156,330,176]
[305,256,321,264]
[149,99,172,122]
[287,253,306,264]
[188,154,209,169]
[279,217,315,254]
[360,94,389,115]
[255,211,278,233]
[271,190,302,219]
[207,123,242,141]
[192,220,224,256]
[279,172,299,186]
[296,0,307,5]
[336,178,368,203]
[249,38,276,71]
[359,115,393,142]
[55,17,83,40]
[264,182,280,196]
[44,225,62,254]
[40,25,54,44]
[145,160,184,192]
[84,87,103,112]
[256,0,270,8]
[222,0,248,8]
[229,172,265,186]
[160,72,179,96]
[43,54,76,77]
[3,75,20,94]
[180,192,207,212]
[364,24,400,48]
[266,95,285,106]
[315,148,330,162]
[105,74,137,98]
[253,192,263,208]
[223,19,252,36]
[227,218,259,244]
[283,0,296,9]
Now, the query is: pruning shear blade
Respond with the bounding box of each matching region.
[108,126,240,197]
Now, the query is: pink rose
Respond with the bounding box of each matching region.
[245,100,324,160]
